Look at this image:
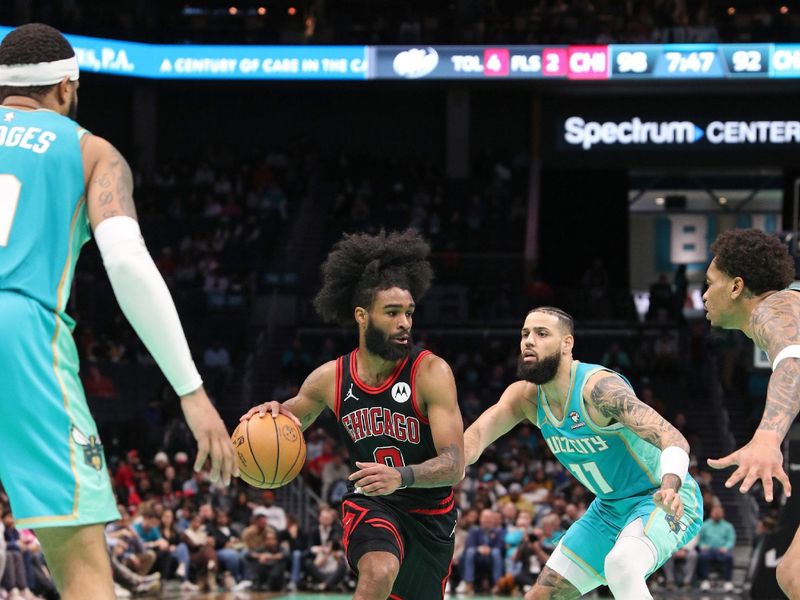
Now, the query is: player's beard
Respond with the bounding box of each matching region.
[517,350,561,384]
[364,321,411,361]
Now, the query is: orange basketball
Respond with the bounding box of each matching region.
[231,413,306,489]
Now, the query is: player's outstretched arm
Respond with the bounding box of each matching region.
[83,136,236,486]
[239,362,333,431]
[707,295,800,502]
[464,381,530,465]
[586,372,689,517]
[349,356,464,495]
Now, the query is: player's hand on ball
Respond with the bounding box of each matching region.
[180,387,238,486]
[239,400,302,428]
[349,461,402,496]
[654,488,684,519]
[707,432,791,502]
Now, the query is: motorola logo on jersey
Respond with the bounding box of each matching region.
[391,382,411,403]
[341,407,421,445]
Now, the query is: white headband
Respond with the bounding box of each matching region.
[0,56,79,86]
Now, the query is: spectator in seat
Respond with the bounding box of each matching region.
[180,513,218,593]
[254,491,287,532]
[320,449,350,505]
[697,505,735,592]
[305,508,346,592]
[245,527,287,592]
[456,509,504,594]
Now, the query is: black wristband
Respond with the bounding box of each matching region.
[396,466,415,489]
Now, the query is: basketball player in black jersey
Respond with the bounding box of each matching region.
[240,230,465,600]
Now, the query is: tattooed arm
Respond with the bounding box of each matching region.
[239,362,333,431]
[83,135,138,226]
[407,355,465,487]
[586,372,690,452]
[586,372,689,496]
[750,293,800,441]
[707,293,800,502]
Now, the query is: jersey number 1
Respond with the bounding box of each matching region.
[373,446,406,467]
[0,174,22,247]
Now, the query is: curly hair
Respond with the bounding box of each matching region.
[0,23,75,102]
[710,228,795,295]
[313,230,434,326]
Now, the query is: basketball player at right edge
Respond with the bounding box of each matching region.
[241,230,464,600]
[702,229,800,598]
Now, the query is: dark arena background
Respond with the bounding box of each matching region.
[1,1,799,599]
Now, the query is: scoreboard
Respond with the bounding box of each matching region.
[2,25,800,81]
[610,44,772,78]
[376,44,800,80]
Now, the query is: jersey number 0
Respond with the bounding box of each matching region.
[373,446,406,467]
[0,174,21,247]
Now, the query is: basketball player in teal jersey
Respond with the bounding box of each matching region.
[0,24,236,600]
[701,229,800,598]
[464,307,703,599]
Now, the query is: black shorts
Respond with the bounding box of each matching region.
[341,492,457,600]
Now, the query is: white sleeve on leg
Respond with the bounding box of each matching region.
[94,216,202,396]
[604,519,658,600]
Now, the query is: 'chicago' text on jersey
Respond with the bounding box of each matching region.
[341,407,421,444]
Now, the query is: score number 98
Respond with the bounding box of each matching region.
[616,50,648,73]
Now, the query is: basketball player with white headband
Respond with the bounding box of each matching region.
[0,24,241,600]
[703,228,800,598]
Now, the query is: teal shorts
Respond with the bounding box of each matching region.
[0,292,119,529]
[548,477,704,593]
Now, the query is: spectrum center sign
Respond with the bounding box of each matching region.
[563,116,800,150]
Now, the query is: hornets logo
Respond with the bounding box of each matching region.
[664,514,687,535]
[71,426,105,471]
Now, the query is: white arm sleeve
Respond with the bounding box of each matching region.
[94,216,202,396]
[772,345,800,371]
[659,446,690,483]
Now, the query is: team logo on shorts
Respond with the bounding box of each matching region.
[568,411,586,430]
[664,514,687,535]
[391,382,411,403]
[71,426,105,471]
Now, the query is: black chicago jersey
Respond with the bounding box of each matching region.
[336,346,457,599]
[335,345,452,509]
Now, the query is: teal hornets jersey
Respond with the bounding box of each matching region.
[535,361,661,500]
[0,107,90,325]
